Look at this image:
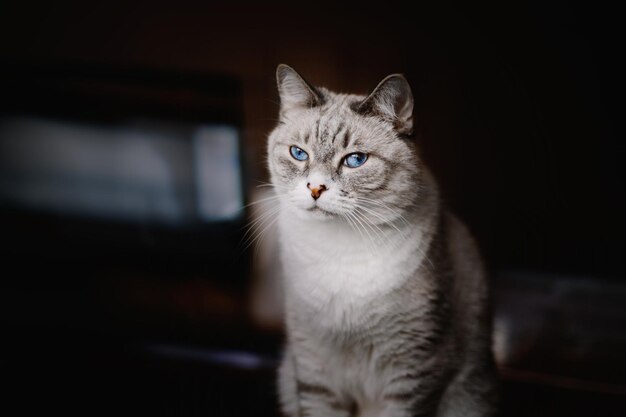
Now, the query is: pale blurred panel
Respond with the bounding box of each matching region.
[0,116,243,224]
[193,126,244,222]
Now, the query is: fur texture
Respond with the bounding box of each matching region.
[267,64,498,417]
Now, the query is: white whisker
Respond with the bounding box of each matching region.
[243,194,283,209]
[256,182,290,190]
[240,205,281,250]
[347,210,379,256]
[353,208,399,256]
[342,211,370,253]
[355,204,406,241]
[354,196,411,228]
[249,214,281,260]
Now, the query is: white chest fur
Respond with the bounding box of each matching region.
[278,209,431,330]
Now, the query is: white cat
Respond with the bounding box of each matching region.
[267,64,498,417]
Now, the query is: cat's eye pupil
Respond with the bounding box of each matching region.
[290,145,308,161]
[344,152,368,168]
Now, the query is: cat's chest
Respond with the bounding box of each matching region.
[279,217,419,326]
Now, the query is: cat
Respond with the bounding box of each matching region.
[266,64,498,417]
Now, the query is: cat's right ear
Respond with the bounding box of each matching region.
[276,64,324,114]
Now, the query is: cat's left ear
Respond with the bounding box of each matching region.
[354,74,414,136]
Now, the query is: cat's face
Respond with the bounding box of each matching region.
[267,65,421,225]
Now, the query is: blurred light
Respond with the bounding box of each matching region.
[144,343,278,369]
[0,116,243,224]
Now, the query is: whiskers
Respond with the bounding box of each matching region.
[240,184,435,272]
[353,197,411,229]
[339,196,435,270]
[253,180,290,193]
[338,197,407,256]
[359,196,435,269]
[239,184,284,258]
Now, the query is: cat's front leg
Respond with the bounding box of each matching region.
[278,349,300,417]
[377,394,434,417]
[278,348,353,417]
[296,380,353,417]
[377,366,444,417]
[356,394,436,417]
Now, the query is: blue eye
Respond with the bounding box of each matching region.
[290,146,309,161]
[344,152,368,168]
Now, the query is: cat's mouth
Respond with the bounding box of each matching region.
[305,205,336,217]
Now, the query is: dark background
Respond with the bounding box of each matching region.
[0,1,624,416]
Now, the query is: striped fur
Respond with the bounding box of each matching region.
[268,65,498,417]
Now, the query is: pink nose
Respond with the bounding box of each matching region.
[307,183,327,200]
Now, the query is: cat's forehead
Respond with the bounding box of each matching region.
[291,93,361,125]
[287,92,393,153]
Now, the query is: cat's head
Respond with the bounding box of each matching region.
[267,64,422,224]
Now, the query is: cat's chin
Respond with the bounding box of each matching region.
[292,205,338,221]
[307,206,338,220]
